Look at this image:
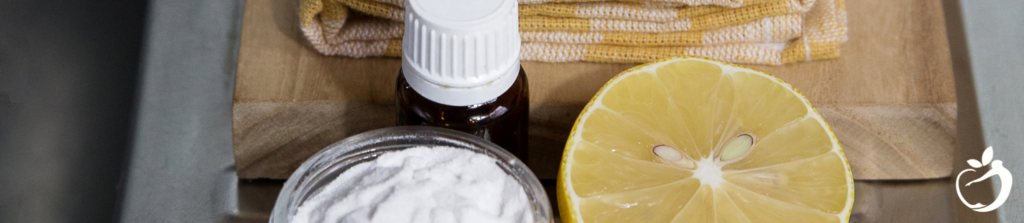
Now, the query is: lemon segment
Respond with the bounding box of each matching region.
[558,57,854,223]
[570,142,693,197]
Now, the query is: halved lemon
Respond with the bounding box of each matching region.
[557,57,854,222]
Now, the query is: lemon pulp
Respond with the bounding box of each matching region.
[557,57,854,223]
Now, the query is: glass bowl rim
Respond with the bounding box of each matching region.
[269,126,552,222]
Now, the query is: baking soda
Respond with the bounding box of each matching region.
[291,146,533,223]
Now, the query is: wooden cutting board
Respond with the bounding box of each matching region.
[232,0,956,180]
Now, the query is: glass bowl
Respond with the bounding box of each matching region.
[270,126,552,223]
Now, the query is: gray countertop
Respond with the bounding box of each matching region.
[110,0,1024,222]
[118,0,246,222]
[946,0,1024,221]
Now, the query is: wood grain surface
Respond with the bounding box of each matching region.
[233,0,956,180]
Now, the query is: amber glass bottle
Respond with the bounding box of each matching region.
[396,69,529,160]
[396,0,529,161]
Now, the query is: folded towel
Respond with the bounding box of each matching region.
[299,0,846,65]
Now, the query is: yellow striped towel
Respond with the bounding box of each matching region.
[299,0,846,65]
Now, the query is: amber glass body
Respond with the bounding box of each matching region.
[396,67,529,161]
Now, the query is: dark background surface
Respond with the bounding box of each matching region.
[0,1,148,222]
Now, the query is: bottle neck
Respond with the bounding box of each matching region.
[401,60,520,106]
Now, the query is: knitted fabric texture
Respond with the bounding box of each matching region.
[299,0,847,65]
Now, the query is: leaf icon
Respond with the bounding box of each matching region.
[967,159,982,168]
[982,146,994,166]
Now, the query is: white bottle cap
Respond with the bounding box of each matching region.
[402,0,521,106]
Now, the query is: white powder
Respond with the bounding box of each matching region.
[292,146,533,223]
